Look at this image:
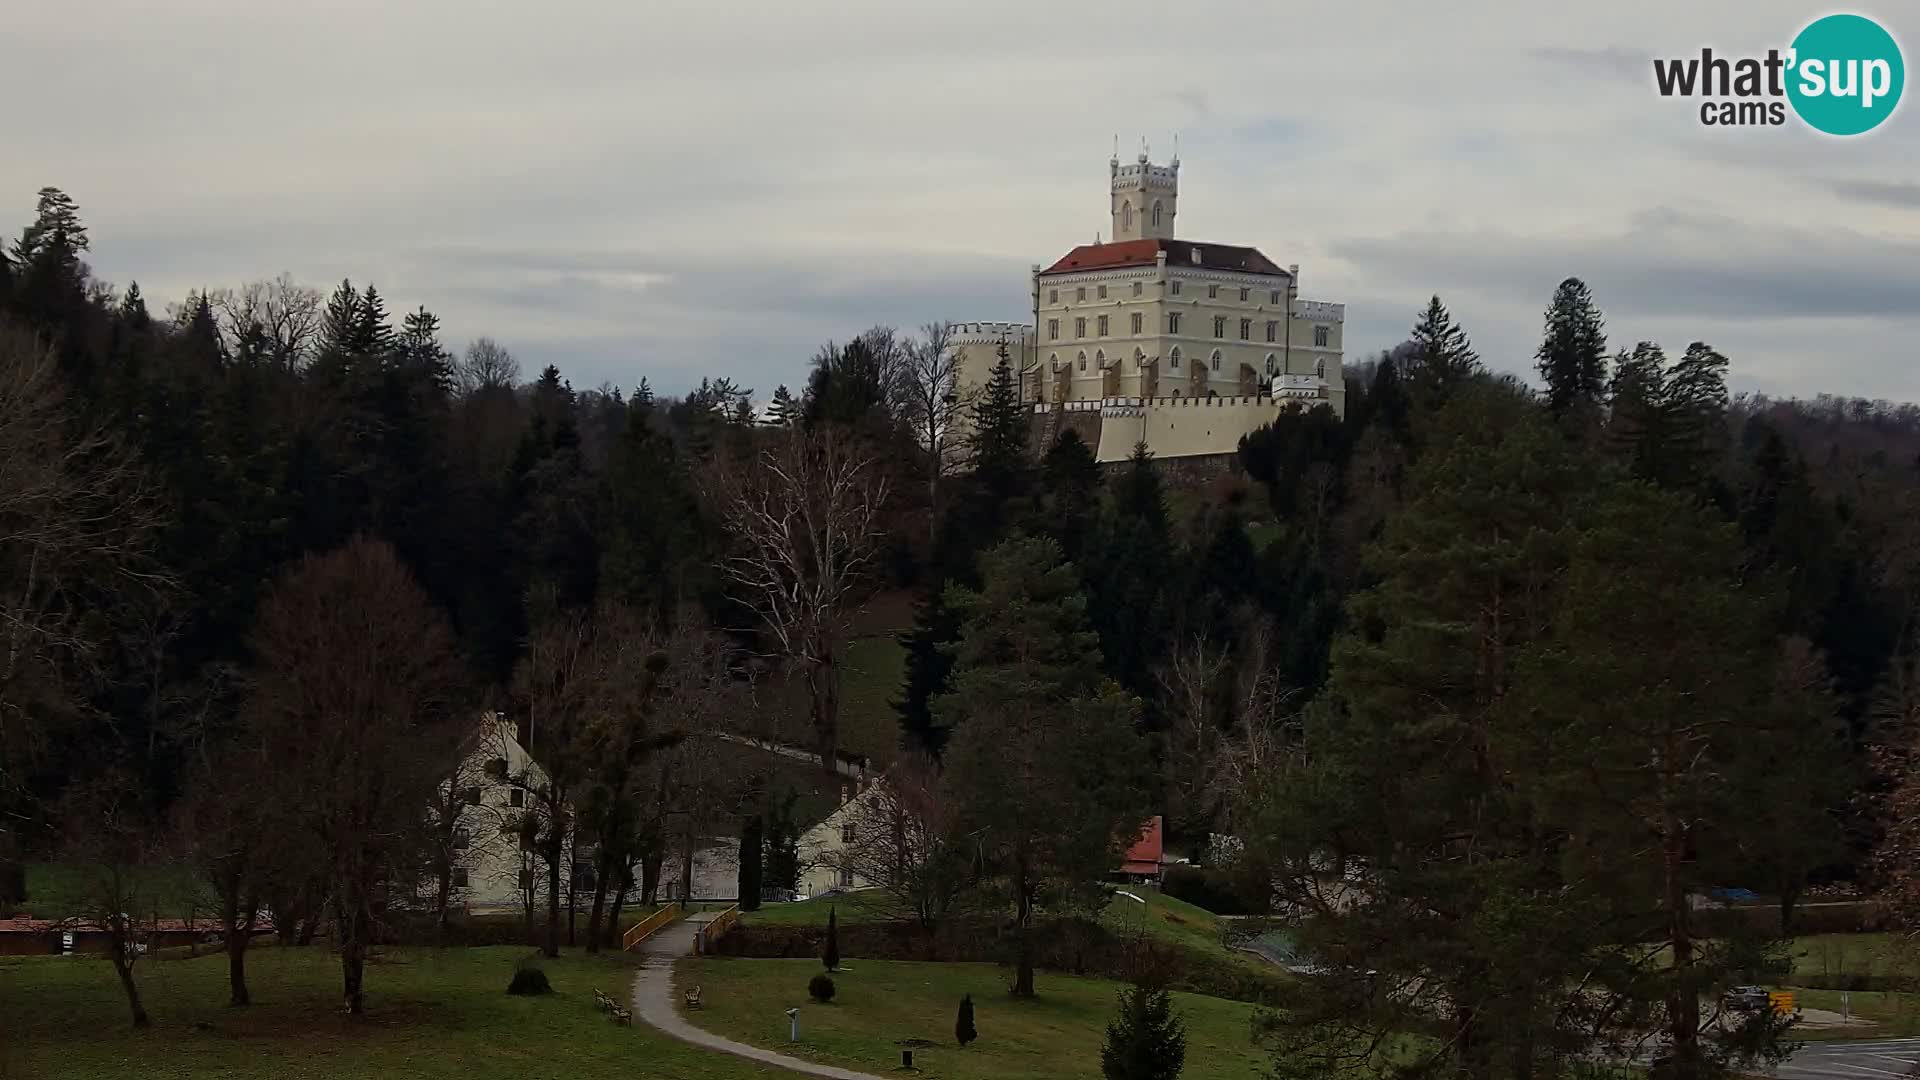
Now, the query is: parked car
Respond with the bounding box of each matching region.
[1723,985,1770,1013]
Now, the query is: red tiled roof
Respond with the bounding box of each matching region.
[1120,816,1164,874]
[1041,240,1291,278]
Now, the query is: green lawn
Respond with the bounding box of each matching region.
[675,957,1269,1080]
[1788,934,1908,979]
[20,862,208,920]
[748,887,1226,951]
[0,944,793,1079]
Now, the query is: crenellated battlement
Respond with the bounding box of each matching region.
[949,321,1033,345]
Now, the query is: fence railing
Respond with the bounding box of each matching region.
[694,905,741,956]
[621,906,678,952]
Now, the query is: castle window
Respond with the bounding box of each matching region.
[1076,286,1086,302]
[1122,201,1133,230]
[1170,280,1181,296]
[1270,289,1282,305]
[1316,357,1327,378]
[1314,325,1330,347]
[1077,351,1087,371]
[1239,318,1251,340]
[1075,317,1086,338]
[1152,201,1162,227]
[1213,316,1226,338]
[1167,312,1181,334]
[1211,350,1222,371]
[1208,284,1219,299]
[1265,320,1277,343]
[1048,319,1059,341]
[1130,312,1143,334]
[1135,349,1145,369]
[1097,315,1109,337]
[1265,354,1278,376]
[1239,287,1250,302]
[1098,284,1108,299]
[1095,349,1105,370]
[1170,347,1181,370]
[1132,281,1142,297]
[1048,288,1058,304]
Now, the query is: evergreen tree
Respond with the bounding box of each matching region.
[119,281,150,330]
[1038,428,1102,562]
[351,284,395,358]
[1402,295,1480,406]
[737,815,764,912]
[938,535,1151,997]
[1606,340,1730,494]
[895,587,963,755]
[1085,445,1171,697]
[823,906,840,972]
[967,344,1029,498]
[765,384,798,426]
[955,993,977,1046]
[1113,443,1166,535]
[600,396,705,621]
[1101,984,1187,1080]
[1534,276,1608,424]
[315,278,360,364]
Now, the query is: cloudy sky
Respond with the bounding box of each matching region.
[4,0,1916,402]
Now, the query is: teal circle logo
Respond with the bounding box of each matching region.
[1787,13,1904,135]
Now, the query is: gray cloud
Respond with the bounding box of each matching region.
[1,0,1913,402]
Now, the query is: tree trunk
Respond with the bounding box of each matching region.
[108,935,149,1028]
[678,819,696,909]
[227,929,251,1007]
[545,841,562,958]
[339,891,367,1016]
[641,851,662,905]
[586,863,611,955]
[1012,857,1035,998]
[433,861,452,937]
[1665,802,1699,1076]
[808,653,840,771]
[606,867,632,950]
[566,863,576,948]
[296,911,319,947]
[1779,882,1801,936]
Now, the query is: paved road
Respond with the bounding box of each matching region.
[630,919,886,1080]
[1767,1037,1920,1080]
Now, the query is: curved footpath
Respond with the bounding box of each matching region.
[630,919,886,1080]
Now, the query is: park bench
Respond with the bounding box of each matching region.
[683,985,703,1010]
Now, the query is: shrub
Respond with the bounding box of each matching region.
[956,993,977,1046]
[1162,865,1255,915]
[506,958,552,996]
[1102,983,1187,1080]
[808,973,836,1002]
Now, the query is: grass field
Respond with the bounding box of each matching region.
[20,862,208,921]
[0,943,792,1080]
[674,957,1268,1080]
[1788,934,1908,980]
[747,887,1228,952]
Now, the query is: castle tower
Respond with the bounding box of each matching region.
[1109,141,1178,242]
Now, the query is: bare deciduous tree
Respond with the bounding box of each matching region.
[210,274,322,368]
[900,322,971,544]
[458,337,520,396]
[61,768,160,1027]
[1157,634,1230,837]
[825,754,977,930]
[247,537,469,1015]
[705,425,890,769]
[0,326,166,905]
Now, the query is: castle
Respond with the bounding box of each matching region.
[949,144,1346,467]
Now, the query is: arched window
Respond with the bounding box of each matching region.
[1134,348,1146,370]
[1171,389,1181,398]
[1077,351,1087,371]
[1151,201,1163,227]
[1210,349,1222,371]
[1264,353,1278,376]
[1169,347,1181,370]
[1094,349,1105,368]
[1122,201,1132,230]
[1048,353,1058,371]
[1315,357,1326,379]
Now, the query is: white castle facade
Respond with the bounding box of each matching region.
[950,147,1346,465]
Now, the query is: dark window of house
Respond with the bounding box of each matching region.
[509,788,524,808]
[453,868,469,888]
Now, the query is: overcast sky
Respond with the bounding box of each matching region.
[4,1,1916,402]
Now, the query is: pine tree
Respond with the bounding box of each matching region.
[1605,340,1729,494]
[352,285,395,358]
[1113,442,1166,535]
[1534,277,1608,424]
[766,384,798,426]
[399,306,454,394]
[955,993,977,1046]
[738,815,764,912]
[1039,428,1102,562]
[119,281,150,330]
[938,536,1151,997]
[823,906,840,972]
[967,344,1028,497]
[895,587,963,755]
[1403,295,1480,406]
[1101,984,1187,1080]
[316,279,361,366]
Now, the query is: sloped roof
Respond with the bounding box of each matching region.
[1041,240,1291,278]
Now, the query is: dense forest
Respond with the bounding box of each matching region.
[5,185,1920,1076]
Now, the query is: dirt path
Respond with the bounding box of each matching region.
[629,920,885,1080]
